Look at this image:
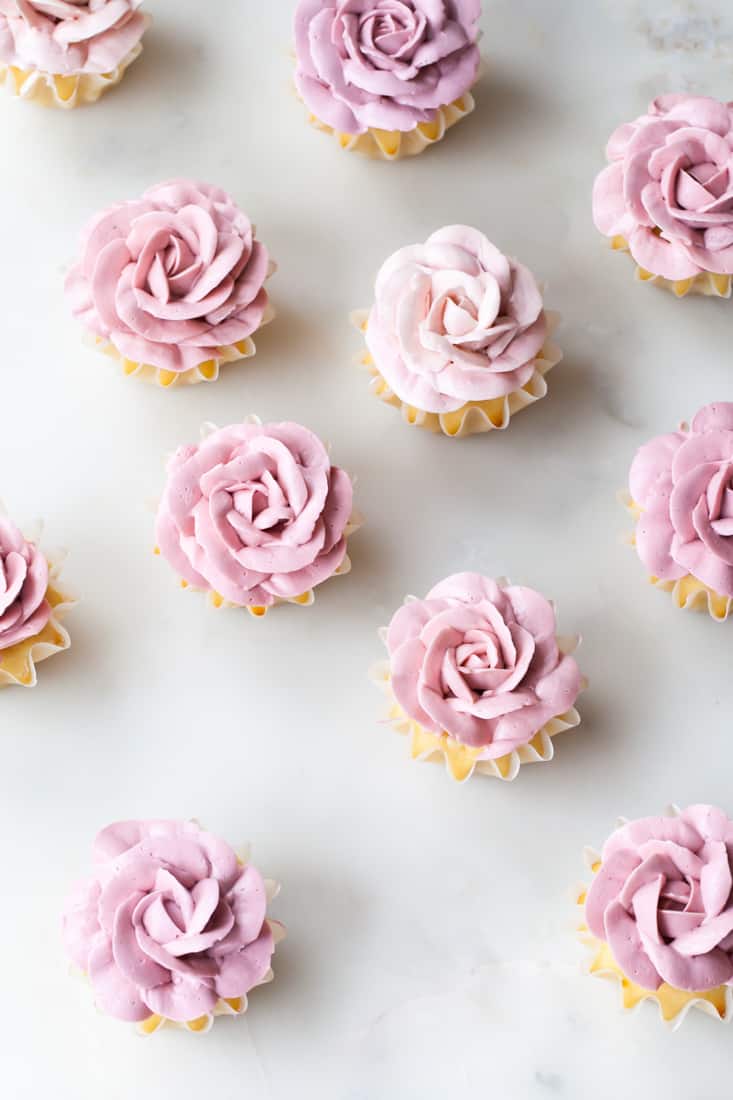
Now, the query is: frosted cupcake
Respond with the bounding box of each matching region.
[373,572,583,781]
[352,226,562,436]
[62,819,283,1034]
[0,1,149,109]
[0,512,73,688]
[578,805,733,1027]
[65,179,275,388]
[294,0,480,160]
[624,403,733,621]
[156,418,361,616]
[593,94,733,298]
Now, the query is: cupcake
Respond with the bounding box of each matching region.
[155,418,361,616]
[373,572,584,781]
[293,0,480,160]
[0,1,150,109]
[593,94,733,298]
[624,403,733,621]
[352,226,562,437]
[577,805,733,1027]
[62,819,283,1034]
[65,179,275,388]
[0,511,73,688]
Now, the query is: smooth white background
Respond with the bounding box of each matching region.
[2,1,733,1096]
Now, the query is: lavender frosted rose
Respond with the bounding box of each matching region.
[0,517,50,651]
[0,0,147,75]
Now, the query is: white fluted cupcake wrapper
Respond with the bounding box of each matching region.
[0,36,147,109]
[605,236,732,299]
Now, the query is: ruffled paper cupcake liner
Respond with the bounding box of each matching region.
[371,634,583,783]
[606,236,733,299]
[0,541,74,689]
[620,490,733,621]
[350,310,562,437]
[575,823,733,1029]
[0,39,146,109]
[84,299,275,389]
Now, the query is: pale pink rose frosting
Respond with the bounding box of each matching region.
[0,0,147,75]
[61,820,275,1023]
[294,0,480,135]
[630,403,733,598]
[0,516,50,651]
[586,806,733,993]
[156,421,354,608]
[593,94,733,279]
[366,226,548,414]
[65,179,272,375]
[385,573,581,755]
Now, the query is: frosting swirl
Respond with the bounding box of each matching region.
[156,421,354,608]
[593,94,733,279]
[630,403,733,599]
[294,0,480,135]
[0,0,147,75]
[65,179,272,375]
[61,820,275,1023]
[365,226,547,414]
[586,806,733,993]
[385,572,581,754]
[0,516,50,651]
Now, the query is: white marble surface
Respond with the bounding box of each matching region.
[2,1,733,1096]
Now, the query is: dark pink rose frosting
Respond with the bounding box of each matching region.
[629,403,733,598]
[0,0,147,75]
[593,94,733,279]
[61,820,275,1023]
[0,516,50,651]
[586,806,733,993]
[294,0,480,135]
[65,179,272,375]
[385,572,581,755]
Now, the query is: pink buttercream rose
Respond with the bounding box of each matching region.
[294,0,480,135]
[61,820,276,1023]
[630,403,733,599]
[0,0,148,75]
[365,226,548,413]
[0,516,50,651]
[593,94,733,279]
[385,573,581,755]
[65,179,273,375]
[156,421,354,608]
[586,806,733,993]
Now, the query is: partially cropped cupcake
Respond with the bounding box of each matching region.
[294,0,481,160]
[0,1,150,109]
[373,573,583,781]
[156,418,361,616]
[352,226,561,436]
[593,94,733,298]
[624,403,733,621]
[578,805,733,1027]
[65,179,275,388]
[62,819,283,1034]
[0,511,73,687]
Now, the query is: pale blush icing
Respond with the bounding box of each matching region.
[156,421,353,608]
[294,0,480,135]
[61,820,275,1023]
[366,226,547,414]
[65,180,272,375]
[629,403,733,599]
[0,0,147,75]
[0,517,50,651]
[386,573,581,756]
[593,94,733,279]
[586,806,733,993]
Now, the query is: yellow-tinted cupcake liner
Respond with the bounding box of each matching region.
[351,310,562,438]
[0,40,145,109]
[621,491,733,621]
[0,557,74,688]
[606,236,732,299]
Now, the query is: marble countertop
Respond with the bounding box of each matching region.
[2,1,733,1096]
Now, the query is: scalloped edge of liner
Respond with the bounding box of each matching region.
[604,236,733,299]
[350,309,562,437]
[0,558,75,688]
[0,34,147,109]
